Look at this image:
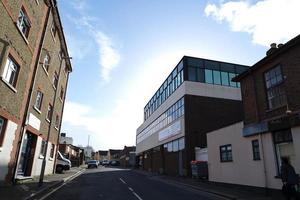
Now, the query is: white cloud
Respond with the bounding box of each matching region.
[67,3,120,83]
[62,51,189,150]
[205,0,300,46]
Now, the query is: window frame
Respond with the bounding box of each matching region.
[42,53,50,72]
[53,71,59,89]
[17,7,31,38]
[2,55,20,89]
[264,65,286,110]
[0,116,8,147]
[252,139,261,160]
[40,140,47,157]
[34,90,44,112]
[220,144,233,162]
[46,104,53,122]
[54,114,60,129]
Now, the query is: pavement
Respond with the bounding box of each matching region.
[133,169,285,200]
[0,166,286,200]
[0,166,85,200]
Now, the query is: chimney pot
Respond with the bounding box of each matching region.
[278,43,283,48]
[270,43,277,48]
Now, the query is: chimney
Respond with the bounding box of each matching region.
[266,43,277,56]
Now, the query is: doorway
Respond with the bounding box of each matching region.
[17,132,37,176]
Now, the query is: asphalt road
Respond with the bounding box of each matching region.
[44,167,226,200]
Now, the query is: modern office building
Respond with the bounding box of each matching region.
[136,56,248,176]
[0,0,72,183]
[207,34,300,190]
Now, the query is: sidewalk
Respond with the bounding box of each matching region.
[133,169,285,200]
[0,166,85,200]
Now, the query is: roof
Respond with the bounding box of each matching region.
[98,150,108,155]
[233,34,300,82]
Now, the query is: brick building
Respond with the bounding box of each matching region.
[119,146,136,168]
[207,34,300,190]
[0,0,71,183]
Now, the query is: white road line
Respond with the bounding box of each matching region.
[128,187,134,192]
[132,192,143,200]
[119,178,126,184]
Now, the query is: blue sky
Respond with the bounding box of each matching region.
[58,0,300,150]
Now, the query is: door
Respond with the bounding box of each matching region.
[17,132,36,176]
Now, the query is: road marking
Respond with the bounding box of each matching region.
[132,192,143,200]
[128,187,134,192]
[119,178,126,184]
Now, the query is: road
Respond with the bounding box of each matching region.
[44,167,226,200]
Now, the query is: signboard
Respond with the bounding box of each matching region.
[28,113,41,131]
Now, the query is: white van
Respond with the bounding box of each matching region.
[56,151,71,173]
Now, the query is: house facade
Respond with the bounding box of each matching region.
[136,56,248,176]
[0,0,71,183]
[207,35,300,190]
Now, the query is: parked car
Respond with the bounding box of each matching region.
[102,160,109,166]
[110,160,120,166]
[87,160,98,168]
[56,151,71,173]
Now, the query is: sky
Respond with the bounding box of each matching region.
[58,0,300,151]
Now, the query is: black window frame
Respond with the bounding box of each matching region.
[0,116,7,147]
[264,65,286,110]
[252,139,261,160]
[220,144,233,162]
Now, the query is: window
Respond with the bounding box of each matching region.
[55,114,59,128]
[172,140,179,152]
[40,140,47,156]
[17,8,31,37]
[221,72,229,86]
[205,69,213,84]
[53,72,58,89]
[167,142,173,152]
[264,65,286,109]
[273,130,296,174]
[42,54,50,71]
[188,67,197,81]
[60,87,64,100]
[0,116,7,147]
[46,104,53,121]
[252,140,260,160]
[51,22,57,38]
[179,137,185,150]
[34,90,43,111]
[229,73,237,87]
[2,56,20,87]
[213,70,221,85]
[220,144,232,162]
[50,144,55,158]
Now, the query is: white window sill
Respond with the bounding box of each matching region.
[42,65,49,76]
[59,97,63,103]
[51,31,56,42]
[39,155,44,159]
[52,84,57,90]
[49,157,54,161]
[0,147,2,152]
[54,126,59,131]
[33,106,42,114]
[1,77,17,93]
[46,118,51,123]
[35,0,39,5]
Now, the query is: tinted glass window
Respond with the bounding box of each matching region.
[188,67,197,81]
[205,69,213,84]
[213,70,221,85]
[221,72,229,86]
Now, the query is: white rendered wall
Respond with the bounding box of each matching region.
[31,137,55,177]
[0,121,17,181]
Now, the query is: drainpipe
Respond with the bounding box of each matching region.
[251,72,268,194]
[12,4,52,184]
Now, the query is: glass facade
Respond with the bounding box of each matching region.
[137,98,184,144]
[143,56,248,121]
